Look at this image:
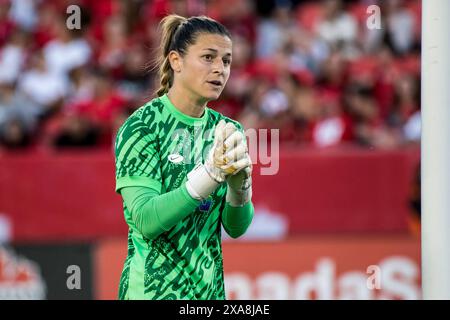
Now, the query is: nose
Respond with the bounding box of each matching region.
[212,59,225,75]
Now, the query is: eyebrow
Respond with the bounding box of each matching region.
[203,48,232,56]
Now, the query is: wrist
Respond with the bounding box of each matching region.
[186,163,221,200]
[226,183,252,207]
[204,160,226,183]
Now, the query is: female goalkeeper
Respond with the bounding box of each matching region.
[114,14,254,300]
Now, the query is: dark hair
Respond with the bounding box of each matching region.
[153,14,231,97]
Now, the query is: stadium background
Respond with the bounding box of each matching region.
[0,0,421,299]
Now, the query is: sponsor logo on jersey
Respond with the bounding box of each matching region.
[168,154,184,164]
[198,197,214,213]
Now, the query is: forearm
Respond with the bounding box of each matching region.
[222,201,254,239]
[121,184,200,240]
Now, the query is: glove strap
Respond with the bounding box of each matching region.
[185,163,220,201]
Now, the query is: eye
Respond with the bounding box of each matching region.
[223,58,231,66]
[203,54,213,61]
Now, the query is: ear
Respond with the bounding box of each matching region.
[168,50,182,73]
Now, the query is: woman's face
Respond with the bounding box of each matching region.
[171,33,232,102]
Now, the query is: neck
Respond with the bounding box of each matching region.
[167,86,207,118]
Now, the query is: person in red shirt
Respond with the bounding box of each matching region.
[0,0,15,47]
[70,69,127,145]
[53,69,128,148]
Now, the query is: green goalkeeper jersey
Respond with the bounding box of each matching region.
[114,94,245,300]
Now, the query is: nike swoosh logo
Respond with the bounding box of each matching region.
[168,154,184,164]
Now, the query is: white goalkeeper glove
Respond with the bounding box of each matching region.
[225,148,252,207]
[185,120,250,201]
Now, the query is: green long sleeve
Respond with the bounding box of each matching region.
[120,184,200,240]
[221,201,254,238]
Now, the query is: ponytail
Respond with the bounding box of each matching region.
[155,15,187,97]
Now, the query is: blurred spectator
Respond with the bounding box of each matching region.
[52,114,99,148]
[18,50,69,118]
[260,86,289,118]
[343,83,380,146]
[238,78,272,131]
[97,14,128,74]
[278,74,318,144]
[387,75,419,129]
[315,0,359,59]
[0,117,31,148]
[66,66,96,106]
[116,43,152,104]
[403,110,421,144]
[32,3,58,49]
[364,0,416,56]
[211,0,256,44]
[317,51,346,104]
[224,34,254,99]
[387,74,421,146]
[0,83,37,149]
[0,0,422,151]
[0,29,27,85]
[43,15,91,77]
[0,0,15,47]
[373,46,399,119]
[0,83,38,128]
[54,69,127,148]
[255,0,298,58]
[68,69,127,128]
[9,0,38,31]
[312,92,353,148]
[288,29,329,76]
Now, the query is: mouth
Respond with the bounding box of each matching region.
[207,80,223,88]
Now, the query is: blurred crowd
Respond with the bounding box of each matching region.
[0,0,421,151]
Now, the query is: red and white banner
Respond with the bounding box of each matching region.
[94,235,421,300]
[0,147,420,241]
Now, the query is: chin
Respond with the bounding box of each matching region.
[204,91,222,102]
